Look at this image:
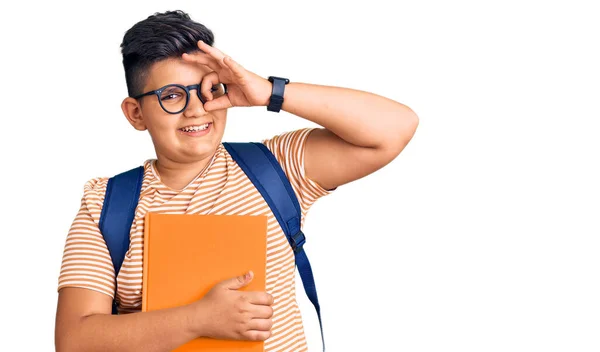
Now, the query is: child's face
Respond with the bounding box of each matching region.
[134,58,227,164]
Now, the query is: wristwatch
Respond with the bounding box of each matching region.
[267,76,290,112]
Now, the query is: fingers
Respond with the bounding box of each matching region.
[245,330,272,342]
[200,72,220,101]
[248,304,274,319]
[247,291,274,306]
[222,56,246,82]
[182,52,221,72]
[203,94,232,112]
[244,318,273,342]
[247,318,273,332]
[182,50,246,83]
[196,40,226,65]
[181,40,227,71]
[220,271,253,290]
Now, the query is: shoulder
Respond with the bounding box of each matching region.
[83,177,110,197]
[261,127,317,154]
[80,177,110,214]
[79,162,149,213]
[82,162,151,198]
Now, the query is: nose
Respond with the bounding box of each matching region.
[183,88,208,117]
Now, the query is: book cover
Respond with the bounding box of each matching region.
[143,213,268,351]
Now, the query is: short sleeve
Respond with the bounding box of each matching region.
[57,177,116,299]
[262,128,335,217]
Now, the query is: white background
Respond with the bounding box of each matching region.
[1,0,599,351]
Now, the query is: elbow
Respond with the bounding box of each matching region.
[403,108,419,142]
[55,316,89,352]
[368,105,419,167]
[55,336,74,352]
[56,332,90,352]
[56,327,80,352]
[388,107,419,157]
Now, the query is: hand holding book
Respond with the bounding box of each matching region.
[190,270,274,341]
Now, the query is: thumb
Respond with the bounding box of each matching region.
[203,94,233,111]
[223,270,253,290]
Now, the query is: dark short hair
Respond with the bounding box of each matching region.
[120,10,214,97]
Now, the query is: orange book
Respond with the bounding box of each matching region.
[142,213,268,351]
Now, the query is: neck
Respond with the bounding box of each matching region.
[154,154,214,191]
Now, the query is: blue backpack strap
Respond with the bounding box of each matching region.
[98,166,144,315]
[223,142,325,351]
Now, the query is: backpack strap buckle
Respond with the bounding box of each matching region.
[291,230,306,253]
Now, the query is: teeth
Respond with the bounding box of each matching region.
[181,123,209,132]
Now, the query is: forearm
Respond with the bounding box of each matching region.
[57,303,202,352]
[281,82,417,150]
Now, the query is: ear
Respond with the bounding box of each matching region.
[121,97,147,131]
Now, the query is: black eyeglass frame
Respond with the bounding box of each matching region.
[132,82,228,114]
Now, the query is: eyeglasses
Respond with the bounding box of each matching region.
[132,81,227,114]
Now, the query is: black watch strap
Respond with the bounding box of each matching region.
[267,76,289,112]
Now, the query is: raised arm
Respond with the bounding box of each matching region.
[281,83,419,190]
[182,41,419,191]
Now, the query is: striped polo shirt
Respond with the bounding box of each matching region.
[57,127,333,351]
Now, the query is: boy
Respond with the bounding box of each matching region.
[55,10,418,352]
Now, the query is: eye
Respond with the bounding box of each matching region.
[211,83,226,97]
[160,86,186,102]
[161,93,181,101]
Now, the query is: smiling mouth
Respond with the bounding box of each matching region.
[180,123,211,132]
